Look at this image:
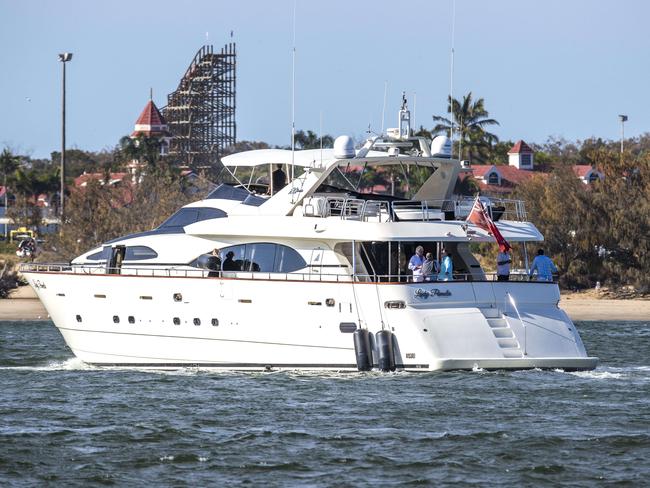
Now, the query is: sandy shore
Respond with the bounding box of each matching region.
[0,286,648,322]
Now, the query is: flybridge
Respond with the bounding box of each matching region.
[298,195,528,223]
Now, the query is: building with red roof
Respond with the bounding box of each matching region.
[508,140,534,169]
[461,140,603,194]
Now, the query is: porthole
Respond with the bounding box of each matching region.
[173,317,181,325]
[173,293,182,302]
[211,318,219,327]
[193,318,201,326]
[128,316,135,324]
[76,315,82,323]
[113,315,120,324]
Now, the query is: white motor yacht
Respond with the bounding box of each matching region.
[21,104,597,371]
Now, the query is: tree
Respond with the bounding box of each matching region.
[431,92,499,163]
[118,135,164,170]
[0,148,21,237]
[292,130,334,150]
[8,166,59,229]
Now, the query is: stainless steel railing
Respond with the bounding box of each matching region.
[308,196,527,223]
[20,263,553,284]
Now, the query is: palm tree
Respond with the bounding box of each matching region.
[432,92,499,163]
[0,149,21,238]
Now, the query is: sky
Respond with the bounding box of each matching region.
[1,0,649,159]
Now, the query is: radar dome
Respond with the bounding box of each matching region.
[431,135,452,158]
[333,135,355,159]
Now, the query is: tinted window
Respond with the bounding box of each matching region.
[87,246,111,261]
[218,243,306,273]
[222,245,245,271]
[274,245,307,273]
[124,246,158,260]
[245,243,276,272]
[159,207,226,228]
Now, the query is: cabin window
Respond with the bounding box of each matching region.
[158,207,227,229]
[214,243,307,273]
[87,247,111,261]
[273,245,307,273]
[244,243,276,272]
[124,246,158,261]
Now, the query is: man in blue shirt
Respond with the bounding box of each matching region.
[529,249,558,281]
[438,249,453,281]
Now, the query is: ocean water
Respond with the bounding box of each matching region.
[0,321,648,487]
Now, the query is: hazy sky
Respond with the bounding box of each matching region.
[1,0,648,159]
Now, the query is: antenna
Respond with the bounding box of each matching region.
[449,0,456,157]
[381,81,388,134]
[413,92,417,133]
[319,111,323,164]
[290,0,297,181]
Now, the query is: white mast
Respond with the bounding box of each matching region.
[449,0,456,157]
[290,0,297,181]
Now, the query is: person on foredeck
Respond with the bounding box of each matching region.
[496,247,512,282]
[422,252,439,281]
[272,164,287,194]
[438,249,453,281]
[529,248,558,282]
[408,245,425,282]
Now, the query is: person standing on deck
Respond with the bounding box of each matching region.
[496,246,512,281]
[422,252,439,281]
[529,249,558,281]
[438,249,453,281]
[408,246,425,282]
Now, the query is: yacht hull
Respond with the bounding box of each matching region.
[24,271,597,372]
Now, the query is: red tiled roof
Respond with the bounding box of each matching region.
[508,140,533,154]
[572,165,594,177]
[470,165,494,177]
[496,165,536,184]
[74,172,128,187]
[131,100,170,137]
[134,100,167,127]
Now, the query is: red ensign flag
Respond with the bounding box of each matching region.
[466,197,512,252]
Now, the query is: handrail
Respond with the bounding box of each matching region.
[314,196,527,223]
[19,263,557,285]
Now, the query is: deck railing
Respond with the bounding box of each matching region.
[19,263,554,284]
[308,196,527,223]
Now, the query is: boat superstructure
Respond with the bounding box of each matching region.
[21,104,597,372]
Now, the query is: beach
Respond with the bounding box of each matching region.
[0,286,648,322]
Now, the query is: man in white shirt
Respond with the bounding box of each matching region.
[408,245,425,282]
[496,248,511,281]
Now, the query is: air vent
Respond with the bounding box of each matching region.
[193,318,201,326]
[384,300,406,309]
[76,315,82,323]
[128,316,135,324]
[94,294,106,299]
[113,315,120,324]
[211,318,219,326]
[140,296,153,300]
[173,293,182,302]
[173,317,181,325]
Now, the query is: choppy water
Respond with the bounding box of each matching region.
[0,321,648,486]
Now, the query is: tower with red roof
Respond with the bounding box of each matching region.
[508,140,534,170]
[131,98,172,155]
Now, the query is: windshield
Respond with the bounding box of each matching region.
[319,160,437,199]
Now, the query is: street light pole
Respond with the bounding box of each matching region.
[58,52,72,226]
